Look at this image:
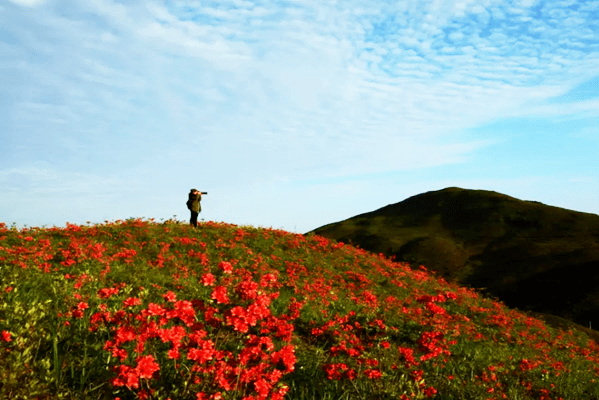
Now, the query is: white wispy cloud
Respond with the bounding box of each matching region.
[1,0,598,230]
[7,0,45,6]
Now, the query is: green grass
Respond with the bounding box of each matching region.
[1,218,599,399]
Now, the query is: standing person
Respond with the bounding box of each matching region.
[187,188,202,227]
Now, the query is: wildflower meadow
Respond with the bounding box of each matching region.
[1,218,598,399]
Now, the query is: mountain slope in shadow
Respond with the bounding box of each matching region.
[309,187,599,327]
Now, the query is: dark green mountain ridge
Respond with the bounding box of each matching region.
[309,187,599,328]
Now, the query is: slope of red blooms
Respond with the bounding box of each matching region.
[1,219,599,399]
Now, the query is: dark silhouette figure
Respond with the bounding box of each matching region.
[186,189,202,227]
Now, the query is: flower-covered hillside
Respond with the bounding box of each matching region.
[1,219,598,399]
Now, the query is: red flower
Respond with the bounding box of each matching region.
[410,369,424,382]
[201,273,216,286]
[163,291,177,302]
[147,303,166,316]
[271,386,289,400]
[236,280,259,300]
[323,363,348,380]
[364,369,382,379]
[168,300,196,326]
[362,290,378,308]
[136,354,160,379]
[346,369,357,380]
[445,292,458,300]
[260,273,278,287]
[112,364,139,388]
[123,297,142,307]
[115,326,136,344]
[423,386,438,397]
[271,345,296,372]
[218,261,233,274]
[425,302,446,315]
[1,330,11,342]
[98,287,119,299]
[226,306,251,333]
[158,325,187,345]
[211,286,229,304]
[187,343,214,364]
[168,348,180,360]
[254,378,271,397]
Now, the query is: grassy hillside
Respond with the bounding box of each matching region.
[1,218,599,399]
[310,187,599,328]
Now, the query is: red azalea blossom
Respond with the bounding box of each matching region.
[260,273,278,287]
[201,273,216,286]
[147,302,166,316]
[136,355,160,379]
[254,378,271,398]
[236,280,259,300]
[186,342,215,364]
[425,302,446,315]
[114,326,135,342]
[163,291,177,302]
[271,345,296,372]
[112,364,139,388]
[1,330,11,342]
[346,368,357,380]
[123,297,142,307]
[211,286,229,304]
[364,369,382,379]
[218,261,233,274]
[167,348,180,360]
[423,386,438,397]
[98,287,119,298]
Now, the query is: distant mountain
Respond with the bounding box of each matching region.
[309,187,599,327]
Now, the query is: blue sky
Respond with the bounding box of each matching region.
[1,0,598,233]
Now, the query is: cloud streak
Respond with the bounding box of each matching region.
[1,0,598,231]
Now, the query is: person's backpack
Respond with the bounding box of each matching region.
[186,198,192,210]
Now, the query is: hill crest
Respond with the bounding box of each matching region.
[310,187,599,327]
